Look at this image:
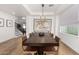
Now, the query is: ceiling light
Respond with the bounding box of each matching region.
[40,4,46,20]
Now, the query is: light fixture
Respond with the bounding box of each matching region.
[40,4,46,20]
[23,24,26,29]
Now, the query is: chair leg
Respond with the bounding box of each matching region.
[54,46,59,55]
[22,46,27,51]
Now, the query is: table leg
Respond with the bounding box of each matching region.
[34,48,46,55]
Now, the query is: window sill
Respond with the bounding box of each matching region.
[60,32,79,38]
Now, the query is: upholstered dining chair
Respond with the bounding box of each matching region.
[22,36,33,55]
[53,36,60,54]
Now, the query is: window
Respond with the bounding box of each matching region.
[60,24,79,36]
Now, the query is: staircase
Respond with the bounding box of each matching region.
[15,22,26,35]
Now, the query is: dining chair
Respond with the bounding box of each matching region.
[22,36,33,55]
[53,36,60,54]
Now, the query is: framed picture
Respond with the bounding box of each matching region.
[6,20,13,27]
[0,18,4,27]
[34,19,52,32]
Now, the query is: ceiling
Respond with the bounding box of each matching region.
[0,4,30,16]
[23,4,73,15]
[0,4,73,16]
[0,4,73,25]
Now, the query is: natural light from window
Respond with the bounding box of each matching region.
[60,24,79,36]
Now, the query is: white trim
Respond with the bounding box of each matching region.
[22,4,33,15]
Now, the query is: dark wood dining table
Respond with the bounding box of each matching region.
[26,33,59,55]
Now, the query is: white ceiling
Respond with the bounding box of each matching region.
[0,4,73,25]
[23,4,73,15]
[0,4,73,16]
[0,4,30,16]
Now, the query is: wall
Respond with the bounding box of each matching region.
[59,5,79,53]
[26,16,56,37]
[60,5,79,25]
[54,15,59,37]
[0,11,16,42]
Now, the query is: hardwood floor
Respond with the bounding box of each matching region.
[59,41,78,55]
[0,36,78,55]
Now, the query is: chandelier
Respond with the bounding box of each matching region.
[40,4,46,20]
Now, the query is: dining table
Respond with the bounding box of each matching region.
[26,33,59,55]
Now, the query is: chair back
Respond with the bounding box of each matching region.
[55,36,60,42]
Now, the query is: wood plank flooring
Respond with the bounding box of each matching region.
[0,36,78,55]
